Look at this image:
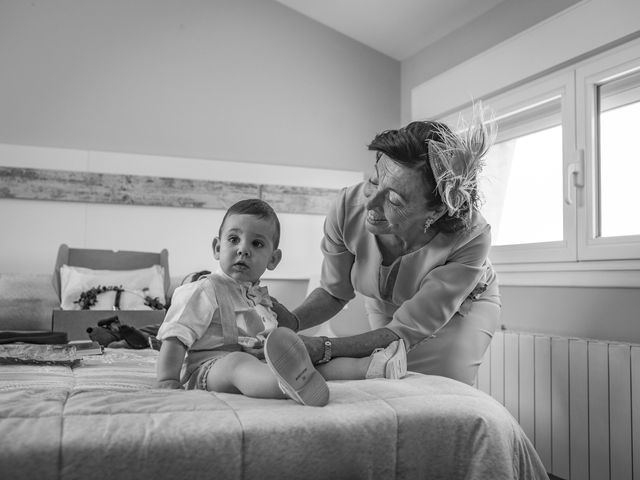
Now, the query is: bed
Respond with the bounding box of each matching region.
[0,348,549,480]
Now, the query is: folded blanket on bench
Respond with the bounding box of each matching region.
[0,330,68,344]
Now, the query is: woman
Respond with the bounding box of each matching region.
[275,106,500,385]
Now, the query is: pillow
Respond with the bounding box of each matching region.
[89,289,158,311]
[59,264,166,310]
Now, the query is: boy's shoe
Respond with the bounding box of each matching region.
[365,339,407,379]
[264,327,329,407]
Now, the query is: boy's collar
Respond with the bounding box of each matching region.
[216,268,261,288]
[215,269,271,307]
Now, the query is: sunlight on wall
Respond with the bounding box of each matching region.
[0,144,363,278]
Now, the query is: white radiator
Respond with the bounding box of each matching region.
[475,330,640,480]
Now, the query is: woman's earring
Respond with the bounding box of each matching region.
[423,217,434,233]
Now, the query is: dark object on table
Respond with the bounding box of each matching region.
[0,330,68,345]
[87,315,160,350]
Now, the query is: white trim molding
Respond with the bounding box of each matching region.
[494,260,640,288]
[411,0,640,120]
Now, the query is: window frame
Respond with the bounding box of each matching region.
[437,38,640,287]
[575,43,640,261]
[440,71,577,265]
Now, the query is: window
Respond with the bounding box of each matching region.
[482,96,564,247]
[598,71,640,238]
[442,72,577,264]
[440,39,640,286]
[576,41,640,262]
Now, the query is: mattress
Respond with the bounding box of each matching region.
[0,348,548,480]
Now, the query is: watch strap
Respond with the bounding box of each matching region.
[317,336,332,364]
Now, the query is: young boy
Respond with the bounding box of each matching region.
[156,199,406,407]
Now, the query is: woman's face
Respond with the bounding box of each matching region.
[363,155,433,240]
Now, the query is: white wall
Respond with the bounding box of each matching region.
[410,0,640,119]
[0,144,362,279]
[0,0,397,280]
[400,0,581,124]
[0,0,399,173]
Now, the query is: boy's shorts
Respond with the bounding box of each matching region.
[184,350,232,390]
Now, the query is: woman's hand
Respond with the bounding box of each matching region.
[299,328,401,365]
[298,334,324,364]
[270,296,300,331]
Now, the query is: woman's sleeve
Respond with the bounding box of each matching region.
[156,282,217,347]
[386,226,492,349]
[319,188,357,302]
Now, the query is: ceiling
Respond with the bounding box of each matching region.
[274,0,507,61]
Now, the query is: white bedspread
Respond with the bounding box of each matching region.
[0,349,548,480]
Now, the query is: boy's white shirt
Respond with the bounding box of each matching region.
[156,269,278,350]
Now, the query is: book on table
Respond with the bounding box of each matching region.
[67,340,104,356]
[0,341,103,365]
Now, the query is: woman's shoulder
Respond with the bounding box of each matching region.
[334,182,366,208]
[446,211,492,252]
[327,182,367,225]
[468,210,491,236]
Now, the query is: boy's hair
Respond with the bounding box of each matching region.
[219,199,281,249]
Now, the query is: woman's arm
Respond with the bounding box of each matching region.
[156,337,187,389]
[294,287,347,330]
[270,287,347,332]
[300,327,400,364]
[272,287,399,363]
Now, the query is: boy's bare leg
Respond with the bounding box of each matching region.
[205,351,286,399]
[316,357,371,380]
[316,340,407,381]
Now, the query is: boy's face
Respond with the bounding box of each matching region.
[212,214,281,284]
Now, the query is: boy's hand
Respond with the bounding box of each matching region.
[156,379,183,389]
[241,345,265,360]
[270,296,299,331]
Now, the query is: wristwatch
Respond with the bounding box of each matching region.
[317,336,332,364]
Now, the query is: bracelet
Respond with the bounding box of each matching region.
[316,336,332,364]
[292,312,301,332]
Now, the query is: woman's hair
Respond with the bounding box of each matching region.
[367,121,480,233]
[219,198,281,249]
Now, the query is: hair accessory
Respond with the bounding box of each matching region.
[427,101,497,220]
[423,217,434,233]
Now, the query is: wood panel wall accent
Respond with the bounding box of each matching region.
[0,166,341,215]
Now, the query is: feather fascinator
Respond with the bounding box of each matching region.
[427,102,497,220]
